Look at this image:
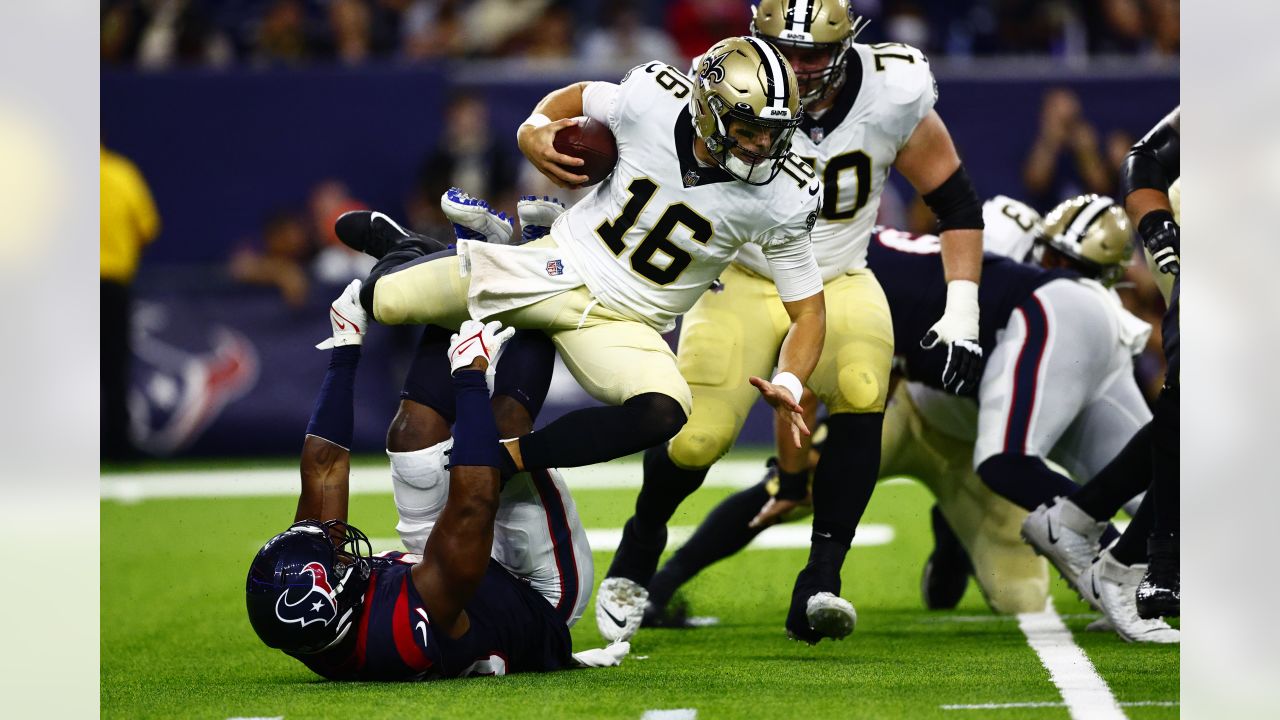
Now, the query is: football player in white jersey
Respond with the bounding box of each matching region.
[598,0,987,646]
[637,194,1176,642]
[343,38,825,510]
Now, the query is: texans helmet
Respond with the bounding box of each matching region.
[246,519,377,654]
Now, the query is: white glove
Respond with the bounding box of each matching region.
[447,319,516,374]
[316,279,367,349]
[572,641,631,668]
[919,280,984,394]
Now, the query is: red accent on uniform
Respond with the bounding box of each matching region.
[1002,295,1049,453]
[535,469,576,611]
[354,570,378,671]
[392,576,433,670]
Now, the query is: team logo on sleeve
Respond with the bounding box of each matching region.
[274,562,339,627]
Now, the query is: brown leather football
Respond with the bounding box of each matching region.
[552,117,618,186]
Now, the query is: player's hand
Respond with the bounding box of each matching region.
[749,376,810,448]
[448,319,516,374]
[920,280,984,395]
[749,495,806,529]
[517,117,589,190]
[1139,213,1180,275]
[316,279,366,349]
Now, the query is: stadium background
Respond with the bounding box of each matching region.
[100,0,1178,459]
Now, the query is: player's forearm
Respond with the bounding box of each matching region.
[295,435,351,523]
[527,82,589,124]
[939,228,983,284]
[419,468,500,635]
[777,296,826,385]
[1124,188,1174,227]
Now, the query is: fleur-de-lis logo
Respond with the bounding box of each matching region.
[700,51,730,84]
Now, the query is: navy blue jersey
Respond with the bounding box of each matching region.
[866,228,1075,396]
[291,553,572,681]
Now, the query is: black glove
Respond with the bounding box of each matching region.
[1138,209,1180,275]
[922,333,984,395]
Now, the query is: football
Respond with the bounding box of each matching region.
[552,117,618,186]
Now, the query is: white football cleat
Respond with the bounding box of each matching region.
[1076,549,1179,644]
[595,577,648,643]
[316,279,367,349]
[447,319,515,374]
[517,194,567,243]
[441,187,513,244]
[1021,497,1107,593]
[806,592,857,640]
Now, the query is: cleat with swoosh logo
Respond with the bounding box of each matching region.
[1021,497,1106,592]
[595,577,648,643]
[1076,549,1179,643]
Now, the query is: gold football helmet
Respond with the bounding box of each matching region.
[690,36,803,185]
[751,0,868,104]
[1037,194,1134,285]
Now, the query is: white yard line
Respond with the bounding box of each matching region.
[942,702,1177,710]
[640,710,697,720]
[1016,599,1127,720]
[365,523,893,554]
[101,463,914,502]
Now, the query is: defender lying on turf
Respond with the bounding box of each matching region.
[245,282,627,680]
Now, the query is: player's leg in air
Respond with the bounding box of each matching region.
[338,197,689,480]
[379,242,593,627]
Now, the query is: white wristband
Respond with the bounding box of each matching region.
[522,112,552,129]
[943,279,980,337]
[770,371,804,405]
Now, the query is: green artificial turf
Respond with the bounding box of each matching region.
[101,454,1178,719]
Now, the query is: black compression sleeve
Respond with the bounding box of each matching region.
[922,165,984,232]
[1121,107,1180,197]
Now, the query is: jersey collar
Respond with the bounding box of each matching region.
[674,112,736,187]
[799,49,863,144]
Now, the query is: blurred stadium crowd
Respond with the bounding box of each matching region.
[102,0,1179,69]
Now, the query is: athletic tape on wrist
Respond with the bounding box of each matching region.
[771,371,804,405]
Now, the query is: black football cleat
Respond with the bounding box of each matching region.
[785,561,854,644]
[642,594,693,629]
[334,210,447,260]
[921,505,973,610]
[1136,531,1180,618]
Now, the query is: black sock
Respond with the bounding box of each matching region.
[633,444,710,531]
[810,413,883,547]
[648,480,772,608]
[977,453,1081,511]
[518,392,686,469]
[1150,385,1180,534]
[491,331,556,421]
[1109,492,1154,565]
[399,326,457,423]
[1072,423,1153,521]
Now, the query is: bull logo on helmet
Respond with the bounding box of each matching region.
[274,562,339,627]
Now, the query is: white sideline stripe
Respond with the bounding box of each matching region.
[365,523,894,554]
[641,710,697,720]
[1016,599,1126,720]
[942,701,1177,710]
[101,463,915,502]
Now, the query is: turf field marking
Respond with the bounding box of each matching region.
[941,701,1177,710]
[640,710,697,720]
[1016,599,1125,720]
[101,465,918,502]
[364,523,894,553]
